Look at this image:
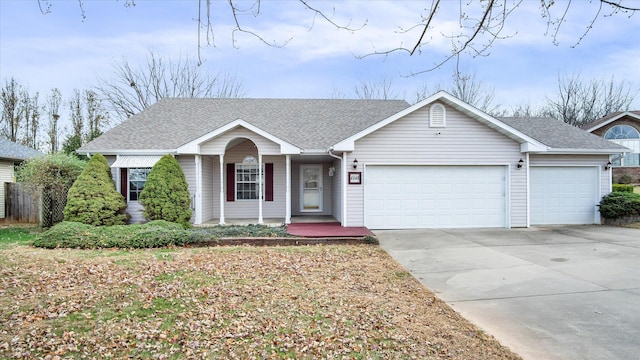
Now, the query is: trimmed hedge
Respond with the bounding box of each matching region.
[598,192,640,219]
[612,184,635,193]
[33,220,212,249]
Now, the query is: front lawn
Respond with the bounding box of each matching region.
[0,241,521,359]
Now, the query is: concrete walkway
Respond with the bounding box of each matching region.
[376,225,640,360]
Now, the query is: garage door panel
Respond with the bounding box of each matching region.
[365,165,506,229]
[530,167,598,225]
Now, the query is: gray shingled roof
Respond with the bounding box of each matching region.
[80,98,411,152]
[79,98,628,154]
[498,117,629,151]
[0,137,42,161]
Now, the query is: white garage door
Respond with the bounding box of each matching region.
[530,167,599,225]
[365,165,507,229]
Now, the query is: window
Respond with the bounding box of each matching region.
[429,103,446,127]
[236,156,263,200]
[605,125,640,140]
[605,125,640,167]
[128,168,150,201]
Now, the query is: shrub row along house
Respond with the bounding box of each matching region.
[78,91,629,229]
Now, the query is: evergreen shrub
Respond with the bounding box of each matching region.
[140,155,192,227]
[598,192,640,219]
[63,153,128,226]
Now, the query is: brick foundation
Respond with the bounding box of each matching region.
[612,167,640,184]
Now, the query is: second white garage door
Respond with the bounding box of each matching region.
[365,165,507,229]
[530,166,599,225]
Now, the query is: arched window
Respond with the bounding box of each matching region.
[604,125,640,167]
[604,125,640,139]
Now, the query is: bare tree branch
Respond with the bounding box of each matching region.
[601,0,640,12]
[410,0,440,55]
[97,51,245,120]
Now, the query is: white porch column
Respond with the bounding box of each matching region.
[194,155,202,225]
[219,154,225,225]
[285,154,291,224]
[258,153,264,224]
[342,152,348,227]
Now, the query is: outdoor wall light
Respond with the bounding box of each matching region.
[352,159,358,169]
[329,166,336,177]
[604,161,612,171]
[516,159,524,169]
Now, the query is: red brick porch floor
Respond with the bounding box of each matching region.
[286,222,375,237]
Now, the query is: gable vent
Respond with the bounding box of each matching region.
[429,103,446,128]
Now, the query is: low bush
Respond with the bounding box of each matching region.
[598,192,640,219]
[205,224,289,238]
[33,221,213,249]
[612,184,635,193]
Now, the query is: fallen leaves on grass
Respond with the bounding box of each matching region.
[0,245,521,359]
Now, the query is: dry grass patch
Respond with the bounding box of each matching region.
[0,245,520,359]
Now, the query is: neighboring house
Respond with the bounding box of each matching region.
[78,91,628,228]
[0,137,42,219]
[582,111,640,182]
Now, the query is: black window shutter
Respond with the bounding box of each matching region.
[265,163,274,201]
[226,163,235,202]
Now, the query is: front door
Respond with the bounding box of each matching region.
[300,165,323,212]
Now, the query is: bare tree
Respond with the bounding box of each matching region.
[63,89,110,156]
[354,79,400,100]
[507,102,551,118]
[97,51,245,120]
[1,78,24,142]
[414,72,500,115]
[546,73,636,126]
[45,88,62,154]
[84,90,108,141]
[69,89,84,142]
[20,90,41,149]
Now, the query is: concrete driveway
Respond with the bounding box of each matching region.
[376,225,640,360]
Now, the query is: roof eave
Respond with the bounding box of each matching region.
[332,91,547,151]
[175,119,301,155]
[583,111,640,132]
[528,148,631,155]
[78,149,177,156]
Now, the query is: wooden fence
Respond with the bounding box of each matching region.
[3,182,41,224]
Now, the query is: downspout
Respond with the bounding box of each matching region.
[328,148,346,227]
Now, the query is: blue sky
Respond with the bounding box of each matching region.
[1,0,639,114]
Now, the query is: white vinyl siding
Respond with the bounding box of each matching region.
[177,155,196,223]
[530,166,599,225]
[200,127,281,155]
[365,165,507,229]
[347,104,525,227]
[201,155,214,222]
